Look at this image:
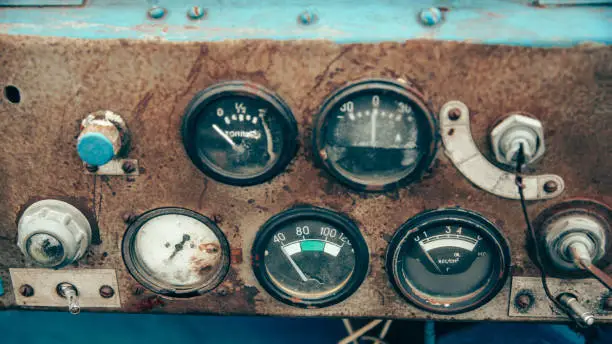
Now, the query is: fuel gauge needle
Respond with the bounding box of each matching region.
[212,124,242,152]
[281,246,309,282]
[419,242,443,274]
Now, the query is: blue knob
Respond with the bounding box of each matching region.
[77,132,115,166]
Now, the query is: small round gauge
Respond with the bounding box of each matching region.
[386,208,510,314]
[182,81,298,186]
[313,79,437,192]
[122,208,230,297]
[252,206,369,308]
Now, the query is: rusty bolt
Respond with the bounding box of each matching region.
[297,10,318,25]
[19,284,34,297]
[122,211,137,224]
[187,6,206,20]
[122,161,136,174]
[85,164,99,173]
[99,285,115,299]
[147,6,167,20]
[543,180,558,193]
[448,108,461,121]
[515,293,534,310]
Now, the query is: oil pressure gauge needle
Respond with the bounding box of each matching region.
[212,124,243,152]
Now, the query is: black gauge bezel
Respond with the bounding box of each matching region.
[385,208,511,314]
[251,206,370,308]
[182,81,299,186]
[313,78,438,192]
[122,207,231,298]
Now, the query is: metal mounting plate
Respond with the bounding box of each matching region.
[10,268,121,309]
[509,277,611,320]
[440,101,564,200]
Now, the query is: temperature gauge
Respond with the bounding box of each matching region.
[122,208,230,297]
[386,208,511,314]
[182,81,298,186]
[313,79,437,192]
[252,206,369,308]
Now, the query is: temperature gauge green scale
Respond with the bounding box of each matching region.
[252,206,369,308]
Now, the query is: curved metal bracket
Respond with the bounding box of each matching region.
[440,101,564,200]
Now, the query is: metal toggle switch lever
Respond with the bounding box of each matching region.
[557,293,595,326]
[57,283,80,315]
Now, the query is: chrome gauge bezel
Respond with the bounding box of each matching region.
[182,81,299,186]
[385,208,511,314]
[122,207,230,298]
[312,78,438,192]
[251,206,369,308]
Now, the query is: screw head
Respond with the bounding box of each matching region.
[543,180,558,193]
[19,284,34,297]
[419,8,443,26]
[85,164,99,173]
[297,10,318,25]
[122,211,137,224]
[187,6,206,20]
[448,108,461,121]
[99,285,115,298]
[148,6,167,20]
[121,161,136,174]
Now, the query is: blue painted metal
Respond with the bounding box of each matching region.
[0,277,4,297]
[0,1,610,46]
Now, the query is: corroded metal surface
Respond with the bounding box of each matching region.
[0,35,611,321]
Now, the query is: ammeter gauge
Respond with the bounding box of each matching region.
[386,208,510,314]
[122,208,230,297]
[313,79,437,192]
[182,81,298,186]
[252,206,369,308]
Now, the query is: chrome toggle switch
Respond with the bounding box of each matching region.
[57,282,80,315]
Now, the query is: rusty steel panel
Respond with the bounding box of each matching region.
[0,35,610,321]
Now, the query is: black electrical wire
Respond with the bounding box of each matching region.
[514,144,577,325]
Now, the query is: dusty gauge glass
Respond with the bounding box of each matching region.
[122,208,230,297]
[252,206,369,308]
[386,208,511,314]
[182,81,298,186]
[313,79,437,192]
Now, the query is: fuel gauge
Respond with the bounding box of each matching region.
[182,81,298,186]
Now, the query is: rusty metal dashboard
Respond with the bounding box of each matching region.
[0,1,611,325]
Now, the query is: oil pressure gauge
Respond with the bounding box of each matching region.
[313,79,437,192]
[182,81,298,186]
[122,208,230,297]
[386,208,510,314]
[252,206,369,308]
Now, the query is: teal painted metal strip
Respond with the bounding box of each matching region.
[0,1,610,46]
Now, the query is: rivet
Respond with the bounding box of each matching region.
[148,6,167,20]
[297,10,318,26]
[419,8,443,26]
[448,108,461,121]
[187,6,207,20]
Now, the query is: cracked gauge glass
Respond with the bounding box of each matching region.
[252,206,369,308]
[313,79,437,192]
[122,208,230,297]
[386,208,511,314]
[182,81,298,186]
